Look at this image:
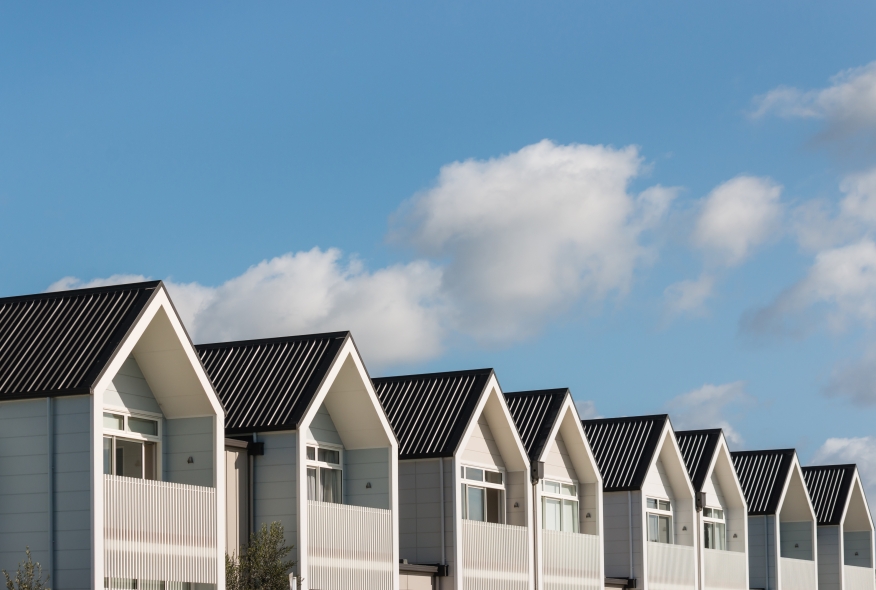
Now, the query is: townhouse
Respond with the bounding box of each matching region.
[582,415,698,590]
[504,388,604,590]
[675,429,749,590]
[803,464,875,590]
[732,449,818,590]
[0,282,226,590]
[373,369,533,590]
[197,332,399,590]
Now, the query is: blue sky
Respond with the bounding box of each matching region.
[3,2,876,488]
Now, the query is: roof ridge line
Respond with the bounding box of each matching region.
[0,281,162,305]
[196,331,351,349]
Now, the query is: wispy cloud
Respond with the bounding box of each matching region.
[665,381,754,445]
[813,437,876,500]
[575,399,600,420]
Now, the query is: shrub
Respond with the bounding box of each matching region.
[227,522,297,590]
[2,547,50,590]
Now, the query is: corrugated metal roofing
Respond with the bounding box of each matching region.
[581,415,667,492]
[504,389,568,462]
[802,464,857,525]
[731,449,796,515]
[0,281,160,401]
[373,369,492,460]
[196,332,348,434]
[676,429,723,492]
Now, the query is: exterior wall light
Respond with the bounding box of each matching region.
[187,456,194,464]
[366,482,372,488]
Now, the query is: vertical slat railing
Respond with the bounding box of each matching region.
[462,519,529,590]
[844,564,876,590]
[104,474,217,585]
[779,557,816,590]
[307,500,393,590]
[703,548,748,590]
[647,542,696,590]
[542,530,600,590]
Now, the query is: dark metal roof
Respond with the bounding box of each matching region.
[581,415,668,492]
[504,389,568,462]
[0,281,161,401]
[373,369,493,460]
[675,429,723,492]
[196,332,349,434]
[731,449,796,515]
[802,464,857,526]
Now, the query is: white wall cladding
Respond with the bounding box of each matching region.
[307,500,393,590]
[104,475,217,585]
[461,520,529,590]
[703,548,747,590]
[344,447,390,510]
[844,564,876,590]
[646,542,695,590]
[542,530,600,590]
[779,557,816,590]
[103,357,161,414]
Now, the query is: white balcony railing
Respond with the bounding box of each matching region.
[647,542,696,590]
[703,548,747,590]
[844,564,876,590]
[104,474,217,586]
[307,501,393,590]
[462,520,529,590]
[542,530,600,590]
[779,557,816,590]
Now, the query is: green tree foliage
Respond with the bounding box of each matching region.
[2,547,50,590]
[226,522,297,590]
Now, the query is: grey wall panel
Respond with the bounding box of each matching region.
[52,395,92,590]
[253,432,297,561]
[164,417,214,487]
[0,399,49,577]
[817,526,840,590]
[306,404,343,446]
[780,521,814,560]
[602,491,633,579]
[844,530,872,567]
[397,458,455,577]
[748,515,777,590]
[103,357,162,414]
[344,448,389,510]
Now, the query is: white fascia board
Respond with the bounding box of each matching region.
[538,393,603,490]
[776,454,817,522]
[713,435,749,513]
[646,421,697,501]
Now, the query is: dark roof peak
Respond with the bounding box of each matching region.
[802,464,858,525]
[197,330,350,350]
[582,414,669,491]
[0,280,162,305]
[583,413,669,425]
[376,367,494,383]
[675,429,724,492]
[504,389,569,461]
[731,448,797,514]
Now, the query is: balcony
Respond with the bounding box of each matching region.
[845,564,876,590]
[647,542,696,590]
[779,557,816,590]
[542,530,600,590]
[103,475,217,587]
[703,548,747,590]
[307,500,393,590]
[462,520,529,590]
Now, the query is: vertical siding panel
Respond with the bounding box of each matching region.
[778,557,817,590]
[646,541,696,590]
[542,530,601,590]
[461,520,529,590]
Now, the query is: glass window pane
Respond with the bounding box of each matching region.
[659,515,672,544]
[485,470,502,485]
[144,442,156,480]
[647,498,658,509]
[128,417,158,436]
[562,483,576,497]
[318,448,340,464]
[467,486,485,521]
[103,413,124,430]
[115,439,144,479]
[544,480,561,495]
[563,499,579,533]
[648,514,659,542]
[307,468,317,500]
[103,437,113,475]
[659,500,671,511]
[466,467,484,482]
[716,523,726,550]
[704,522,713,549]
[703,508,713,518]
[544,498,561,531]
[307,447,316,461]
[486,487,502,523]
[320,468,342,503]
[715,509,724,520]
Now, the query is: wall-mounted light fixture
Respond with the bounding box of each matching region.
[187,457,194,464]
[733,534,738,538]
[682,526,687,531]
[514,502,519,508]
[795,544,799,548]
[585,513,592,519]
[366,482,372,489]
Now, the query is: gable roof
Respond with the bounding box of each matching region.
[373,369,493,460]
[581,415,668,492]
[731,449,796,515]
[196,332,349,433]
[675,429,723,492]
[0,281,162,401]
[504,389,568,462]
[802,464,857,526]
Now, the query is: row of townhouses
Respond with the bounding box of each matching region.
[0,281,872,590]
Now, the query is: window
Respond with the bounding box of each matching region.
[542,479,579,533]
[306,444,343,504]
[461,466,505,524]
[647,497,673,544]
[703,507,726,550]
[102,411,160,481]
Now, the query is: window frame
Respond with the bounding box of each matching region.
[102,407,162,481]
[702,505,727,550]
[306,442,344,504]
[646,496,674,544]
[461,464,506,524]
[541,478,580,533]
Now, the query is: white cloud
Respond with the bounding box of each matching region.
[665,381,753,445]
[824,346,876,406]
[693,176,783,267]
[48,274,151,292]
[393,139,676,343]
[752,61,876,141]
[664,274,715,318]
[743,239,876,336]
[575,399,600,420]
[813,437,876,500]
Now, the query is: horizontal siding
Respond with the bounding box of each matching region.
[253,432,297,563]
[103,357,161,414]
[164,416,214,488]
[345,447,389,510]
